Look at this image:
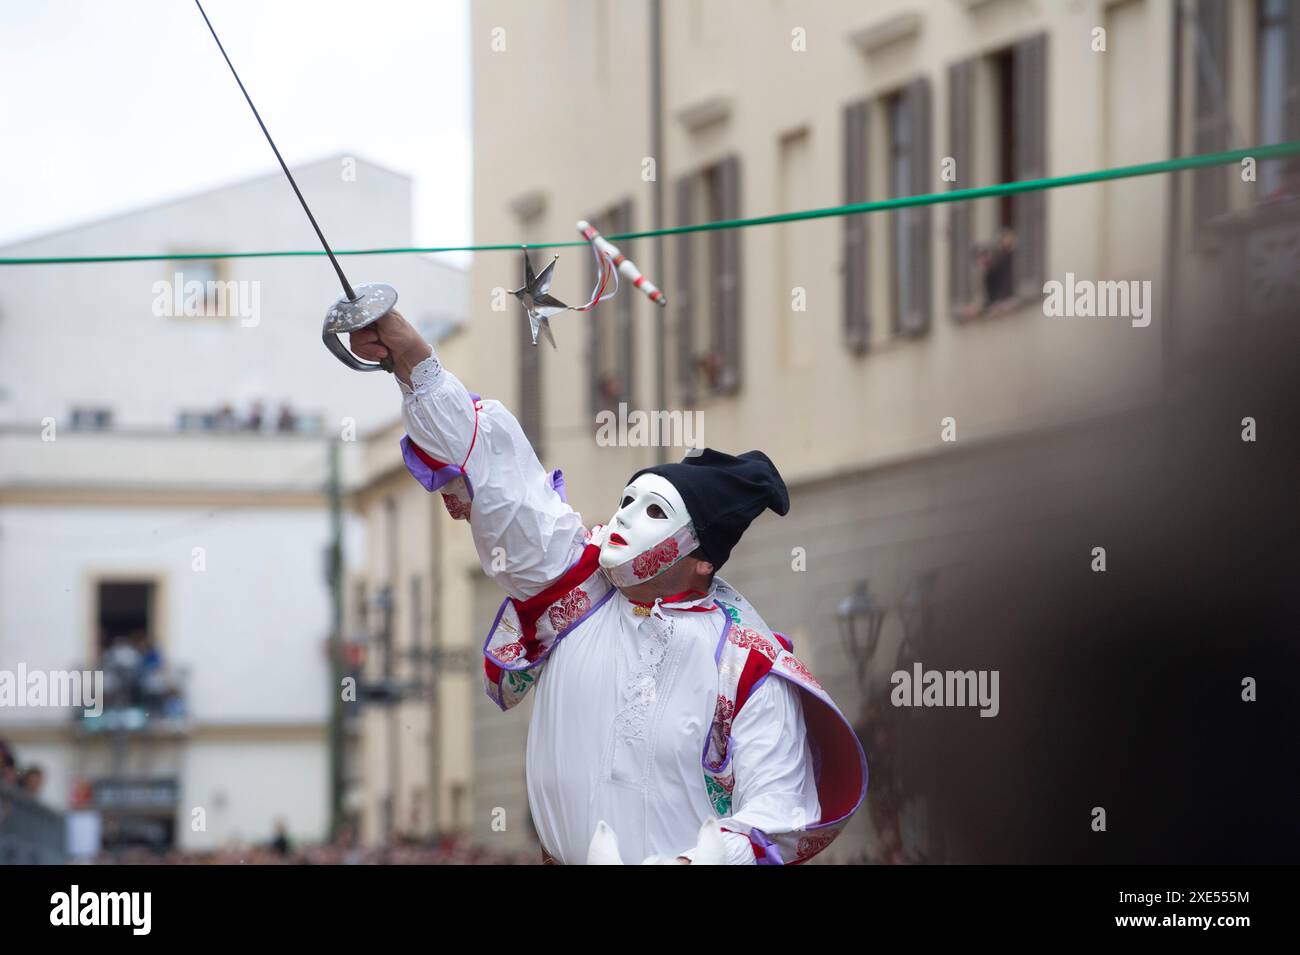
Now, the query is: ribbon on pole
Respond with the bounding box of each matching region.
[577,220,667,307]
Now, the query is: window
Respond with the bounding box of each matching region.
[948,33,1047,320]
[586,200,635,415]
[844,80,933,347]
[95,580,156,658]
[1257,0,1300,196]
[177,410,215,431]
[1191,0,1231,228]
[70,407,113,430]
[674,155,742,403]
[165,257,229,317]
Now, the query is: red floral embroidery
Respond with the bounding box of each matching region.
[729,626,777,660]
[631,537,679,579]
[714,694,734,730]
[441,493,471,521]
[795,831,837,860]
[494,641,525,663]
[547,588,592,633]
[706,694,735,765]
[782,655,822,689]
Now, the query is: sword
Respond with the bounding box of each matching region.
[194,0,397,373]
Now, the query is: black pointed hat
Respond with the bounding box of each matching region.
[629,448,789,570]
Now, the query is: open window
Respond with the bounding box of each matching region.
[673,155,743,402]
[96,580,156,659]
[948,33,1048,321]
[1254,0,1300,199]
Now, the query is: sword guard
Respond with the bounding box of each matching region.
[321,282,399,373]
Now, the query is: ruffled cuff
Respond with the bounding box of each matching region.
[397,352,444,396]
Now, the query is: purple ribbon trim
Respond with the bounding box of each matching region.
[749,828,784,866]
[399,435,475,499]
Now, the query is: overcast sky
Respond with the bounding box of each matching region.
[0,0,472,264]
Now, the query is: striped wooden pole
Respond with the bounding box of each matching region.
[577,220,668,307]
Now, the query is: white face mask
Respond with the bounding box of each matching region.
[598,473,697,583]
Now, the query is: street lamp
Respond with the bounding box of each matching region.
[837,580,885,696]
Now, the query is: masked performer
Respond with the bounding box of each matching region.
[349,312,865,864]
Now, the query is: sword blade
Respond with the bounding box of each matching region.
[193,0,356,301]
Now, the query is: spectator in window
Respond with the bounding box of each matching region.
[102,634,144,707]
[18,765,44,797]
[132,632,170,711]
[983,227,1017,308]
[958,227,1018,321]
[277,402,298,433]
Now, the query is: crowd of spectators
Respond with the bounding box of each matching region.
[179,400,307,433]
[97,631,185,721]
[93,832,541,866]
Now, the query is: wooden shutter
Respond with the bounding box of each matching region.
[948,59,974,319]
[714,155,743,394]
[586,201,634,415]
[674,174,696,405]
[904,77,933,336]
[586,217,606,415]
[843,99,870,352]
[1192,0,1229,227]
[1013,32,1048,297]
[617,201,635,409]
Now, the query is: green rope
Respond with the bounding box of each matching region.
[2,141,1295,267]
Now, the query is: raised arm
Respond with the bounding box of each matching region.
[350,312,588,601]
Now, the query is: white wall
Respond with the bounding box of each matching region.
[0,503,365,726]
[180,739,329,850]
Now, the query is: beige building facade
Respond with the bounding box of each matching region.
[352,0,1297,860]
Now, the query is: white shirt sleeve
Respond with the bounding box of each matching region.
[682,673,822,865]
[397,354,588,601]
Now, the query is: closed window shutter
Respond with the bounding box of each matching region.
[905,77,933,336]
[587,224,605,415]
[586,201,634,416]
[715,155,743,394]
[617,200,635,410]
[1192,0,1229,228]
[1286,0,1300,140]
[843,99,870,352]
[948,59,974,318]
[674,174,696,405]
[1013,32,1048,297]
